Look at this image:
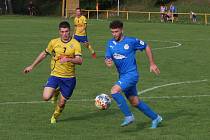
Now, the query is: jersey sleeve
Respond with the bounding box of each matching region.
[105,41,112,59]
[74,41,82,56]
[133,38,147,51]
[45,40,54,55]
[74,18,76,26]
[83,16,87,24]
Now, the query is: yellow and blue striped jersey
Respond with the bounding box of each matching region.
[45,38,82,78]
[74,15,87,36]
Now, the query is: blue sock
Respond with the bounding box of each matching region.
[136,101,158,120]
[112,93,132,117]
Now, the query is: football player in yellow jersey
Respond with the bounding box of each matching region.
[23,21,83,124]
[74,7,96,58]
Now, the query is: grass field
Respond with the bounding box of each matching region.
[0,15,210,140]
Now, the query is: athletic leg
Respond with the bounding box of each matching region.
[111,84,134,127]
[125,86,162,128]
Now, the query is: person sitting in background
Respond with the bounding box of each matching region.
[165,10,173,21]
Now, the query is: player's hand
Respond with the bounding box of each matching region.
[23,66,33,74]
[60,56,70,64]
[150,64,160,75]
[105,58,113,67]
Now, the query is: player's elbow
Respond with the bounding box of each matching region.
[77,58,83,65]
[40,51,47,58]
[78,62,82,65]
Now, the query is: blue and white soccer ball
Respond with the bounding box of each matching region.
[95,94,111,110]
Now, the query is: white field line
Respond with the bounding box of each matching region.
[1,94,210,105]
[0,100,47,105]
[142,95,210,99]
[0,99,93,105]
[95,40,182,53]
[148,40,182,50]
[0,79,208,105]
[138,79,208,95]
[0,40,181,54]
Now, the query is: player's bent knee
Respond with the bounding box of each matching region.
[42,87,55,101]
[111,85,121,94]
[111,89,119,94]
[42,95,50,101]
[42,92,52,101]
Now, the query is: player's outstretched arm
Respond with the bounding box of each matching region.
[145,45,160,75]
[60,56,83,65]
[23,51,48,74]
[105,58,113,68]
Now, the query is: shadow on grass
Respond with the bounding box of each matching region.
[60,108,119,122]
[162,109,196,122]
[120,109,195,133]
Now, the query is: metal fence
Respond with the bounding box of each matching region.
[72,9,210,25]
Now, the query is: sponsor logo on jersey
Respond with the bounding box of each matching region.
[113,53,127,59]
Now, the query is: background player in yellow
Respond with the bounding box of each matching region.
[74,7,96,58]
[23,21,83,124]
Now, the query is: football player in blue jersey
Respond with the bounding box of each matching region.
[105,20,162,128]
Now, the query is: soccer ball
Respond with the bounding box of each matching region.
[95,94,111,110]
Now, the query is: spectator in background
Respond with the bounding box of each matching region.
[28,1,33,15]
[169,3,178,21]
[28,1,37,16]
[165,10,172,21]
[190,11,197,23]
[169,3,176,13]
[160,4,167,22]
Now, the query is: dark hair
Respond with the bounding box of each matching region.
[76,7,81,11]
[109,20,123,29]
[59,21,70,29]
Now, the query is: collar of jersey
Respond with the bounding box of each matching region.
[114,36,126,43]
[60,37,72,43]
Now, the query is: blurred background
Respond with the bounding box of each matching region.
[0,0,209,16]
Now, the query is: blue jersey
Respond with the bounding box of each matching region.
[105,36,147,75]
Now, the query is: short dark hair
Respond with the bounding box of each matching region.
[76,7,81,11]
[109,20,123,29]
[59,21,70,29]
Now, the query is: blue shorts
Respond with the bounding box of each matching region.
[45,76,76,100]
[115,72,139,98]
[74,35,88,43]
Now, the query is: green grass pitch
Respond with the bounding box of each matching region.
[0,16,210,140]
